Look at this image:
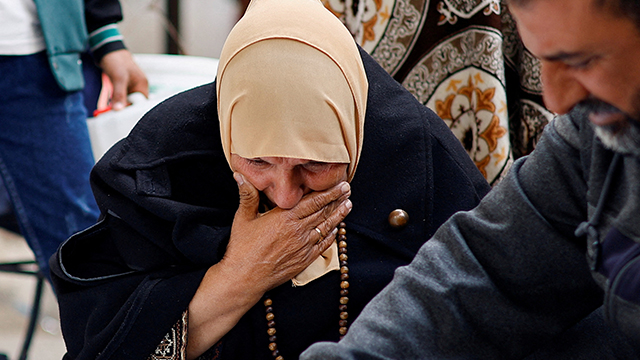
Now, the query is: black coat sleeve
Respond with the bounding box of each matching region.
[84,0,123,33]
[84,0,126,61]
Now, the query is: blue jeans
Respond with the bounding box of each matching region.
[0,52,100,279]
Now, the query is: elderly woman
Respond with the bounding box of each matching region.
[50,0,490,359]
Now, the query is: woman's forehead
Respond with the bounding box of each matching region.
[233,154,345,165]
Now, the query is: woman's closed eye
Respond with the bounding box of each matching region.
[302,161,331,173]
[247,158,269,167]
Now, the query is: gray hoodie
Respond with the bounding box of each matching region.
[301,104,640,359]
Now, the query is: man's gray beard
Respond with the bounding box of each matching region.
[573,99,640,157]
[594,121,640,157]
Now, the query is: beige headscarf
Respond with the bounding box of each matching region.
[217,0,368,285]
[217,0,367,182]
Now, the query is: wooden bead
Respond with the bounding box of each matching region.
[339,254,348,261]
[339,326,348,335]
[339,319,348,327]
[340,296,349,304]
[341,281,349,289]
[269,343,278,351]
[269,335,277,343]
[339,222,346,228]
[263,298,272,306]
[339,247,347,254]
[339,304,348,312]
[338,240,347,248]
[267,320,276,328]
[275,354,283,360]
[340,266,349,274]
[338,227,347,235]
[341,273,349,281]
[267,328,276,336]
[266,313,275,321]
[340,289,349,296]
[340,312,349,320]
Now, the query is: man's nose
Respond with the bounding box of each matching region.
[272,176,304,210]
[540,61,590,115]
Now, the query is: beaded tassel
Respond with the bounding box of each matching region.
[263,222,350,359]
[338,222,349,339]
[264,297,282,360]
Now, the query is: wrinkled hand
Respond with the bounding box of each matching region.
[99,49,149,110]
[222,172,352,292]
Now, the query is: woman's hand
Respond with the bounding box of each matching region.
[186,173,351,359]
[223,172,352,292]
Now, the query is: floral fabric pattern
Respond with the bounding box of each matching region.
[324,0,553,185]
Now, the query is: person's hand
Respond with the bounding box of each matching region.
[222,172,352,292]
[186,173,351,358]
[99,49,149,110]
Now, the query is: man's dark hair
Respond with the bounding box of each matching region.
[602,0,640,30]
[507,0,640,30]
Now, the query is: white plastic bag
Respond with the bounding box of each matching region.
[87,54,219,161]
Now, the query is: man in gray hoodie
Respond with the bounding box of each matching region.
[301,0,640,358]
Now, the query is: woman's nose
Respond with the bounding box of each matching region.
[540,61,590,115]
[272,177,304,209]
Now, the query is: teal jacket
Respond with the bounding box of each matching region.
[34,0,124,91]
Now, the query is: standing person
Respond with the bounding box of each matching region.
[301,0,640,358]
[0,0,148,280]
[49,0,490,358]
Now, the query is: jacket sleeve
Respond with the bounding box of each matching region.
[84,0,126,61]
[50,84,237,360]
[300,115,604,359]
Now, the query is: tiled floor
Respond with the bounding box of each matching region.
[0,228,66,360]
